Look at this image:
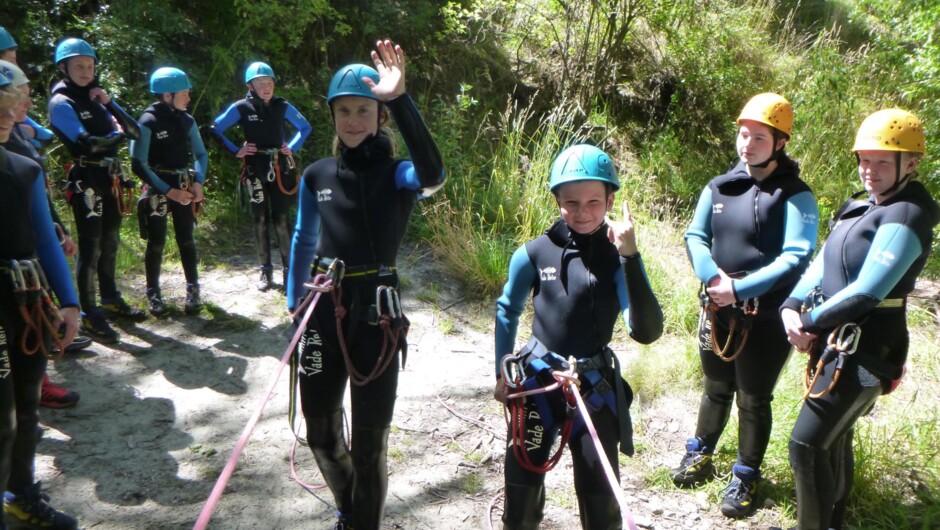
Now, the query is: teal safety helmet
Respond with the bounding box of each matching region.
[549,144,619,192]
[327,64,380,104]
[55,38,97,65]
[0,60,28,87]
[245,62,275,84]
[0,27,16,51]
[150,67,191,94]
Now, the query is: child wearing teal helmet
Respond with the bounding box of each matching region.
[494,144,663,529]
[131,67,209,317]
[210,61,312,291]
[287,40,445,530]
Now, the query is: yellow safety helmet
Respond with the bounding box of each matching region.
[852,108,925,154]
[736,93,793,137]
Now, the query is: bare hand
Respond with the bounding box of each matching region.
[61,236,77,257]
[58,306,80,346]
[20,123,36,139]
[167,187,194,205]
[607,200,639,256]
[236,142,257,158]
[89,87,111,105]
[706,269,736,307]
[364,39,406,101]
[493,377,508,405]
[279,144,292,156]
[781,308,817,353]
[190,182,205,203]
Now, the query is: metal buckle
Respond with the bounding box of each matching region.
[829,323,861,355]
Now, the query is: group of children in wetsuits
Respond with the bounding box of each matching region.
[1,24,937,530]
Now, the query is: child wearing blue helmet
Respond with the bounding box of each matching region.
[131,67,209,316]
[287,40,445,530]
[210,61,312,291]
[494,144,663,529]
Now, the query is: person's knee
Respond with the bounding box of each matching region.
[703,377,735,403]
[789,437,822,474]
[736,390,772,413]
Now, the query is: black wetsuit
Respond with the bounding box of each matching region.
[47,78,140,311]
[131,101,208,292]
[286,94,444,530]
[782,180,940,530]
[4,127,67,238]
[0,146,78,499]
[495,220,664,529]
[684,158,818,471]
[210,94,311,279]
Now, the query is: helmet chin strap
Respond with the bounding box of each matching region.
[882,151,913,197]
[746,130,783,169]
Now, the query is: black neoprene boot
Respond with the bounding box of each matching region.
[307,410,354,514]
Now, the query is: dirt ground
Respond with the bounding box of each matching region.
[36,246,796,530]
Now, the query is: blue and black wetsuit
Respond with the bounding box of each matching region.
[47,78,140,311]
[286,94,443,530]
[782,180,939,530]
[0,146,78,500]
[21,115,54,151]
[210,93,311,282]
[131,101,208,294]
[4,125,67,240]
[685,157,818,471]
[495,219,663,529]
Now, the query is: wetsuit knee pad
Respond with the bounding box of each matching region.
[788,438,823,474]
[578,494,622,530]
[350,426,390,468]
[702,377,735,403]
[735,390,772,413]
[502,483,545,530]
[306,410,347,452]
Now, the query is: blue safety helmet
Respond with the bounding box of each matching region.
[150,67,191,94]
[0,72,10,89]
[0,27,16,51]
[245,62,275,84]
[549,144,619,192]
[327,64,380,104]
[55,38,97,65]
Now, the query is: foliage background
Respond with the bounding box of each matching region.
[2,0,939,527]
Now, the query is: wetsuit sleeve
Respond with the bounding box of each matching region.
[287,176,321,310]
[615,254,664,344]
[190,121,208,184]
[388,94,445,197]
[494,245,536,377]
[24,115,54,148]
[732,190,818,300]
[780,244,826,313]
[50,101,125,154]
[130,126,169,194]
[106,100,140,140]
[801,223,924,332]
[31,175,79,308]
[210,104,242,154]
[284,103,312,153]
[685,186,720,284]
[49,101,87,143]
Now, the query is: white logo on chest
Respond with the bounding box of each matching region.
[317,189,333,202]
[79,111,93,120]
[247,114,259,122]
[540,267,557,281]
[155,130,169,140]
[713,203,724,214]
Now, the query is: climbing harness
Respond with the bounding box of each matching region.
[318,257,408,387]
[109,162,135,216]
[699,285,757,362]
[803,323,861,400]
[178,168,204,219]
[241,149,298,200]
[498,345,639,530]
[1,259,66,360]
[194,267,337,530]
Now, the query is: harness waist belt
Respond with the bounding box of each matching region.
[315,257,396,279]
[152,166,189,175]
[875,297,905,309]
[73,156,115,168]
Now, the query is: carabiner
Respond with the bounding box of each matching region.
[500,353,523,389]
[266,159,277,183]
[830,323,861,355]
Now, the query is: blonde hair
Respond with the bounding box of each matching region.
[0,84,23,113]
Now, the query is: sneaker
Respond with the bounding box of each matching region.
[3,481,78,530]
[81,308,120,344]
[720,464,760,518]
[40,375,80,409]
[100,295,147,322]
[256,266,273,292]
[63,335,93,353]
[670,437,715,487]
[147,288,170,318]
[184,283,202,315]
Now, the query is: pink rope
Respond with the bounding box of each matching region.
[193,276,332,529]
